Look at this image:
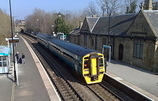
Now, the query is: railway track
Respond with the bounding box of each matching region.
[21,33,135,101]
[22,34,83,101]
[87,84,121,101]
[38,49,83,101]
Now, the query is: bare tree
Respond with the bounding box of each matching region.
[153,1,158,9]
[125,0,137,13]
[97,0,122,16]
[26,8,79,34]
[0,9,10,45]
[25,8,56,34]
[83,1,99,16]
[41,12,54,34]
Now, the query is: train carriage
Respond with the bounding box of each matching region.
[37,34,106,84]
[37,34,52,48]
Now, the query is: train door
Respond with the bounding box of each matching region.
[89,54,99,81]
[83,55,98,76]
[90,58,97,76]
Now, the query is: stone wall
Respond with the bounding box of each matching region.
[69,35,80,45]
[153,41,158,72]
[114,38,133,63]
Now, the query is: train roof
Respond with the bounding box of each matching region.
[37,33,53,40]
[37,34,99,56]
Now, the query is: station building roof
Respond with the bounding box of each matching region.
[143,10,158,37]
[70,27,80,36]
[80,10,158,39]
[92,13,137,36]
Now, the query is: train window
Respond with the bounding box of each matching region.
[84,60,89,69]
[84,57,89,59]
[98,58,103,66]
[99,55,103,57]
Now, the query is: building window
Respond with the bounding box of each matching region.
[84,34,87,45]
[133,39,143,58]
[91,39,94,46]
[0,56,7,67]
[75,37,77,44]
[77,37,79,45]
[102,38,106,45]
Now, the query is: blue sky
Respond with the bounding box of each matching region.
[0,0,93,20]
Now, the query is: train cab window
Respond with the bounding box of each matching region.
[84,60,89,69]
[98,58,103,66]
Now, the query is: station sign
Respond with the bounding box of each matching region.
[5,37,19,43]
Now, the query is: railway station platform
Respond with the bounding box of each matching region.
[1,34,158,101]
[107,60,158,101]
[0,35,60,101]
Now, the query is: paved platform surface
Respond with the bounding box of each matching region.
[107,60,158,101]
[0,35,60,101]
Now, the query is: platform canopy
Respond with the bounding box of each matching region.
[0,46,10,56]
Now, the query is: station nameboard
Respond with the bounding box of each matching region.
[5,37,19,43]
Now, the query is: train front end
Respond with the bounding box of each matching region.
[82,53,106,84]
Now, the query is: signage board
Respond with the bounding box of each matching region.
[5,37,19,43]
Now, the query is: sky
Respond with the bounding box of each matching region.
[0,0,93,20]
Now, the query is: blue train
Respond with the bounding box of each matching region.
[36,33,106,84]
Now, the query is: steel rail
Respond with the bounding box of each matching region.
[22,34,83,101]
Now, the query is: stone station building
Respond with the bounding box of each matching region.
[70,10,158,73]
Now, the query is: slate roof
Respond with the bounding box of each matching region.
[70,28,80,36]
[92,17,109,35]
[80,10,158,39]
[70,17,98,35]
[92,13,137,36]
[143,10,158,37]
[86,17,99,33]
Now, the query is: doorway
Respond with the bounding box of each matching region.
[118,44,124,61]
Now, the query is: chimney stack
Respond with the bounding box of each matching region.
[78,21,83,28]
[144,0,153,10]
[148,0,153,10]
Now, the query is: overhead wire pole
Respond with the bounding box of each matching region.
[9,0,17,83]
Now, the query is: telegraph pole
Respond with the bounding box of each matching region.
[9,0,16,83]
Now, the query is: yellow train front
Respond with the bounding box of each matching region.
[37,33,106,84]
[82,53,105,84]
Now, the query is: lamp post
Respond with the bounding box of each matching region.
[36,19,39,33]
[9,0,16,83]
[52,24,55,35]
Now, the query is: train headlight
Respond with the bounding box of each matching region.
[84,64,88,67]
